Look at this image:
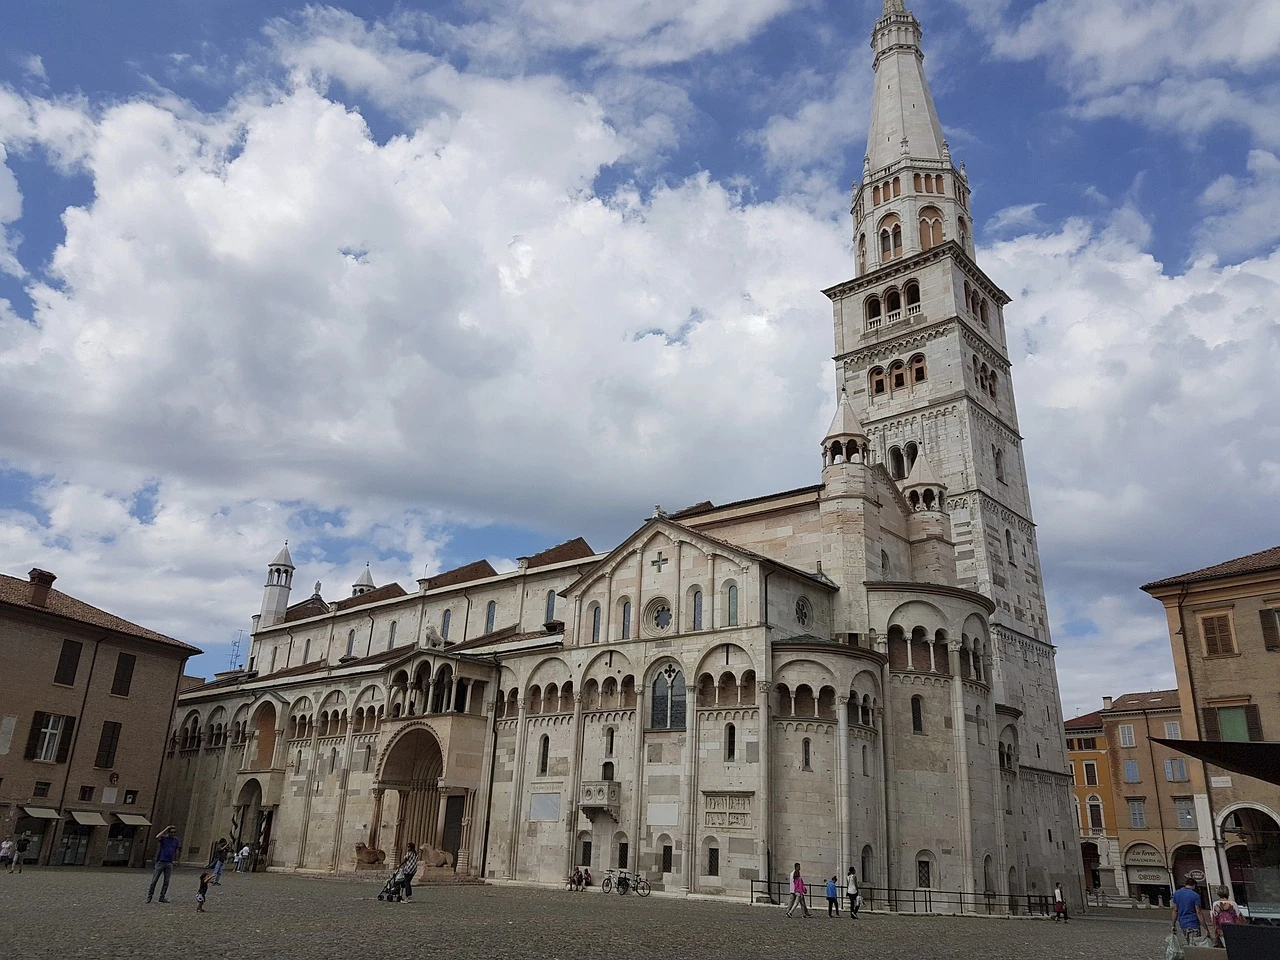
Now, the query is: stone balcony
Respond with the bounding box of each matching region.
[579,780,622,820]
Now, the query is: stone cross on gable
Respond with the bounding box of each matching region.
[650,552,669,571]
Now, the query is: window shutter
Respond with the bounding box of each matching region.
[23,711,46,760]
[1202,708,1221,742]
[1261,610,1280,651]
[1245,704,1264,742]
[1202,617,1221,656]
[54,715,75,763]
[1164,759,1173,781]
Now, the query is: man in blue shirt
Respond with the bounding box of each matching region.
[1171,878,1206,942]
[147,826,181,904]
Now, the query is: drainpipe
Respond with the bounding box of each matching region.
[366,613,376,657]
[49,634,104,865]
[461,590,473,643]
[1175,584,1223,886]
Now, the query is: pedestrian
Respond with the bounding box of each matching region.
[147,825,181,903]
[236,843,250,872]
[571,866,583,891]
[1171,877,1206,943]
[825,875,840,917]
[196,871,213,912]
[785,863,812,918]
[1053,881,1069,921]
[12,832,31,873]
[846,866,860,919]
[208,838,229,885]
[0,836,13,871]
[400,842,419,903]
[1210,885,1244,946]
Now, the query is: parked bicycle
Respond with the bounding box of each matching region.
[601,868,650,896]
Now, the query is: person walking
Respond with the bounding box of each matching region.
[785,863,812,918]
[0,836,14,871]
[196,871,213,912]
[1171,877,1206,943]
[846,867,860,920]
[1210,885,1243,946]
[1053,881,1069,921]
[147,826,181,903]
[400,843,419,903]
[208,838,229,885]
[11,832,31,873]
[825,876,840,917]
[236,843,251,872]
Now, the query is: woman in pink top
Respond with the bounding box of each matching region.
[785,863,813,918]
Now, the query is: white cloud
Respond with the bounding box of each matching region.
[0,145,23,276]
[985,202,1042,233]
[21,54,47,81]
[1196,149,1280,260]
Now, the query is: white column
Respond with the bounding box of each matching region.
[565,693,585,877]
[681,682,698,893]
[507,695,530,879]
[757,679,772,892]
[948,641,975,900]
[837,696,851,877]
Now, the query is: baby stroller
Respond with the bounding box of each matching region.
[377,865,409,902]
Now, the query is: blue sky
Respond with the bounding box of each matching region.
[1,0,1278,711]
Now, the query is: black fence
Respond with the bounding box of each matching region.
[750,879,1057,917]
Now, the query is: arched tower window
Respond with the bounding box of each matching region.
[858,233,867,273]
[865,295,882,328]
[692,590,703,631]
[879,214,903,262]
[873,184,881,205]
[1005,529,1015,566]
[913,172,922,192]
[869,367,886,396]
[993,446,1006,483]
[881,550,890,579]
[892,176,901,197]
[651,667,687,730]
[485,600,496,633]
[958,216,968,249]
[979,299,989,330]
[441,608,451,640]
[935,174,946,195]
[885,288,902,318]
[538,734,550,776]
[802,737,812,770]
[919,205,943,251]
[890,360,906,391]
[911,695,924,734]
[605,727,615,757]
[725,723,736,761]
[621,600,632,640]
[388,620,397,649]
[889,446,906,480]
[910,353,927,383]
[727,585,739,626]
[904,441,919,474]
[904,281,921,315]
[591,603,602,643]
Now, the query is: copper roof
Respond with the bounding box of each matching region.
[1105,689,1181,713]
[0,572,199,653]
[1065,709,1103,731]
[331,582,408,611]
[425,559,498,591]
[1142,545,1280,591]
[524,537,595,569]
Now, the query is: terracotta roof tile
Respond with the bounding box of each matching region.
[1064,710,1103,731]
[669,485,823,521]
[425,560,498,591]
[1105,689,1181,712]
[280,595,331,624]
[331,582,408,611]
[524,537,595,569]
[0,572,199,653]
[1142,545,1280,591]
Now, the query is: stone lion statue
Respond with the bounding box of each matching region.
[355,843,386,868]
[418,844,454,869]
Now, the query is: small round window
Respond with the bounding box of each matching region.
[795,596,812,627]
[645,598,673,635]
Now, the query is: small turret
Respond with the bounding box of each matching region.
[900,454,956,584]
[352,564,375,598]
[901,450,946,513]
[822,388,870,469]
[258,541,295,629]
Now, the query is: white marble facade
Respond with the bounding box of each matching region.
[157,0,1081,907]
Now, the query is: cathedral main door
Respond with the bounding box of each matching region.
[377,726,446,864]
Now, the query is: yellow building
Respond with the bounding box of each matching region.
[1065,710,1120,895]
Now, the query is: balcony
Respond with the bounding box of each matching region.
[579,780,622,820]
[885,309,902,325]
[906,303,922,317]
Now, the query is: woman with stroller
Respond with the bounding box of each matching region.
[400,843,419,903]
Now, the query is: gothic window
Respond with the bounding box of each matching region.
[958,216,968,248]
[935,174,945,195]
[802,737,812,770]
[441,609,451,640]
[621,600,632,639]
[870,366,886,396]
[388,620,397,649]
[889,446,906,480]
[918,205,943,250]
[911,695,924,734]
[545,589,557,624]
[727,584,739,626]
[725,723,736,761]
[591,603,602,643]
[904,280,921,313]
[914,172,923,192]
[650,665,687,730]
[873,184,881,205]
[890,360,906,391]
[910,353,927,383]
[795,596,812,627]
[865,295,882,327]
[885,288,902,316]
[879,214,902,261]
[892,176,901,197]
[979,299,990,330]
[485,600,496,633]
[904,441,919,475]
[692,589,703,631]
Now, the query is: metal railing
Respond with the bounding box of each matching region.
[749,880,1056,917]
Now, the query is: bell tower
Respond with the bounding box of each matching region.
[824,0,1065,769]
[258,542,294,629]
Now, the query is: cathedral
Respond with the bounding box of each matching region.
[158,1,1081,906]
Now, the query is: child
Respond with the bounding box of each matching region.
[826,876,840,917]
[197,871,213,912]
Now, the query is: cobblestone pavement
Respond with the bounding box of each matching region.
[2,868,1171,960]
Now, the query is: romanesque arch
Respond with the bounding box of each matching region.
[376,723,449,867]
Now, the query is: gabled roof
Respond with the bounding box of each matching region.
[668,485,822,522]
[182,643,418,696]
[0,573,199,653]
[425,559,498,591]
[1065,709,1103,731]
[332,582,407,611]
[523,537,595,569]
[281,595,331,624]
[1142,545,1280,591]
[1105,689,1180,713]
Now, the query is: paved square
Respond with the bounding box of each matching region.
[2,869,1170,959]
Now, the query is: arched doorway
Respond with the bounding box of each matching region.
[1080,841,1101,891]
[1222,806,1280,917]
[377,727,453,868]
[1171,844,1206,903]
[235,778,270,871]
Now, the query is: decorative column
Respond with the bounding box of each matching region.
[369,788,385,851]
[878,659,898,903]
[629,682,646,875]
[756,679,772,893]
[456,789,474,871]
[506,693,530,879]
[330,714,358,870]
[681,679,698,893]
[565,693,585,876]
[948,640,975,900]
[836,695,851,875]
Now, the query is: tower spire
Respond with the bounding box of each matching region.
[883,0,907,14]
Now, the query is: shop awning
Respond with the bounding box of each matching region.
[1152,738,1280,787]
[69,811,109,826]
[22,806,60,819]
[115,813,152,826]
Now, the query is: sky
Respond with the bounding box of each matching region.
[1,0,1278,717]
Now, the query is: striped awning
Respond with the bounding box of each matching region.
[69,811,109,826]
[22,806,60,819]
